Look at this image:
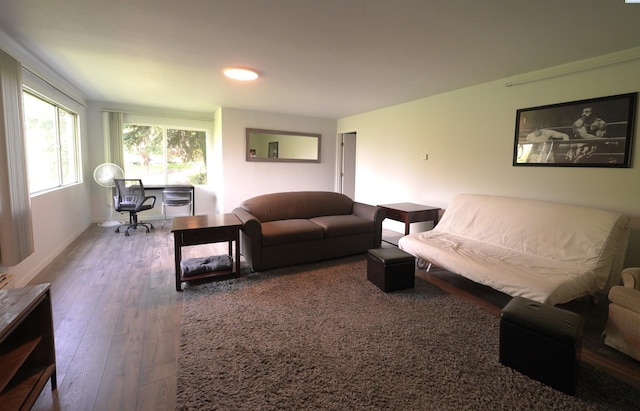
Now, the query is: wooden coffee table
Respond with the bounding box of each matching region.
[171,213,242,291]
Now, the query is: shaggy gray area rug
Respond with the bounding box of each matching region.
[177,255,640,410]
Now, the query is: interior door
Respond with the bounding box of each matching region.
[339,132,357,199]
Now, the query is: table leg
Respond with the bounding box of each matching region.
[235,238,240,275]
[191,187,195,215]
[174,232,183,291]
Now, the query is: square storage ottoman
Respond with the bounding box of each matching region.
[367,247,415,292]
[499,296,584,395]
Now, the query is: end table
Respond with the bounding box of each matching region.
[171,213,242,291]
[378,202,441,244]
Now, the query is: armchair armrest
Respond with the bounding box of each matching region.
[621,267,640,290]
[139,195,156,208]
[608,285,640,315]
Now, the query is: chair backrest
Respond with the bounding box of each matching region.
[162,186,192,206]
[114,179,146,210]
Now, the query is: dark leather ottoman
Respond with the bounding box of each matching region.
[367,247,415,292]
[499,296,584,395]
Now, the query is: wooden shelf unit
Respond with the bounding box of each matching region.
[0,283,56,410]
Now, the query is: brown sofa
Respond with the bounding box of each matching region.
[232,191,385,271]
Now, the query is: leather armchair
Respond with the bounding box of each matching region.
[604,267,640,361]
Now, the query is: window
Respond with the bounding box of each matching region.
[23,91,80,193]
[123,124,207,185]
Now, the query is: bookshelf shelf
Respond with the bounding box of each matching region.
[0,284,56,410]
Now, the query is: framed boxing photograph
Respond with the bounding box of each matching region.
[513,92,637,167]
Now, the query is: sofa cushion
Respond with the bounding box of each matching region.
[261,219,325,246]
[310,215,373,238]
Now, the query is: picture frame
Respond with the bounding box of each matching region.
[268,141,279,159]
[513,92,637,167]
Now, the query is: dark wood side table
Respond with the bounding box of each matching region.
[378,202,441,235]
[171,213,242,291]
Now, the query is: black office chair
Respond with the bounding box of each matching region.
[113,179,156,236]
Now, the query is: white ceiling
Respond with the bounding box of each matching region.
[1,0,639,119]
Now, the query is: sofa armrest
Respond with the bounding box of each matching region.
[353,202,385,246]
[352,202,384,222]
[232,207,262,238]
[232,207,263,271]
[621,267,640,290]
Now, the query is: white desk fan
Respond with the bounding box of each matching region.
[93,162,125,227]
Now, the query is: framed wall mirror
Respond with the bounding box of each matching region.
[246,128,321,163]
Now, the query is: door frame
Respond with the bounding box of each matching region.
[336,130,357,199]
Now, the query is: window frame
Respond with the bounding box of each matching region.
[121,114,211,186]
[22,87,81,195]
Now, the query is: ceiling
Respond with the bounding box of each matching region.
[1,0,639,119]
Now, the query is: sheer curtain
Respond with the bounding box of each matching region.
[0,49,34,266]
[103,111,124,166]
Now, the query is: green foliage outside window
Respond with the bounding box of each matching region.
[123,125,207,185]
[23,91,79,193]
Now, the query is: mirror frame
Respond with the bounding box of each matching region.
[246,128,321,163]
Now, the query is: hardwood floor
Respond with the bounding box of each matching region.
[28,225,640,410]
[30,222,227,410]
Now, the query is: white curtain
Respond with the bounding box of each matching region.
[103,111,124,166]
[0,49,34,266]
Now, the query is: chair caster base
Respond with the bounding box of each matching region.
[117,222,154,236]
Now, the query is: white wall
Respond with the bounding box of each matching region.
[338,50,640,266]
[219,108,338,212]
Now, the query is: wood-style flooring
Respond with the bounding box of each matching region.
[28,225,640,410]
[29,222,219,410]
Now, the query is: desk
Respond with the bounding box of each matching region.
[378,202,441,235]
[146,185,195,215]
[171,214,242,291]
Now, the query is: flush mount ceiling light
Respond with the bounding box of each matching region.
[223,67,259,81]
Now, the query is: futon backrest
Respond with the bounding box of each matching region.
[435,193,629,287]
